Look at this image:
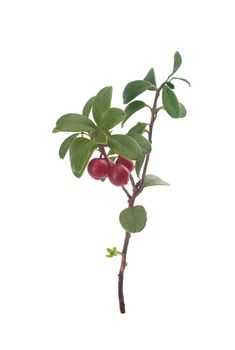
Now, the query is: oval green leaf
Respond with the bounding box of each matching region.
[100,108,125,130]
[123,80,155,104]
[170,77,191,87]
[127,122,148,136]
[130,134,151,155]
[53,114,97,132]
[119,205,147,233]
[161,102,187,118]
[59,133,79,159]
[91,130,108,144]
[144,68,156,86]
[162,85,181,118]
[179,103,187,118]
[122,100,146,126]
[108,134,142,160]
[167,51,182,80]
[69,137,96,178]
[92,86,112,125]
[144,174,170,187]
[82,96,95,117]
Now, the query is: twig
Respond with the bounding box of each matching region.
[117,82,165,313]
[129,174,136,189]
[121,186,131,199]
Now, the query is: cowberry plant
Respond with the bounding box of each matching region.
[52,52,190,314]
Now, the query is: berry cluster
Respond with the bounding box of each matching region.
[87,156,134,186]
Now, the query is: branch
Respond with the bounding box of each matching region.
[129,174,136,189]
[117,82,165,313]
[121,186,131,199]
[138,83,165,192]
[118,231,131,313]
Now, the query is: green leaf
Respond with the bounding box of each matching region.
[162,85,181,118]
[69,137,96,177]
[173,51,182,74]
[123,80,155,104]
[53,114,97,132]
[179,103,187,118]
[127,122,148,136]
[130,134,151,155]
[119,205,147,233]
[82,96,95,117]
[135,155,145,178]
[144,68,156,86]
[91,130,108,144]
[167,51,182,80]
[100,108,125,130]
[170,77,191,87]
[161,102,187,118]
[92,86,112,125]
[59,133,79,159]
[108,134,142,160]
[144,174,170,187]
[105,247,118,257]
[122,100,146,126]
[166,81,175,89]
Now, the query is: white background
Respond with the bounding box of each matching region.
[0,0,234,349]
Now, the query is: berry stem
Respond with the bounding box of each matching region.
[121,186,131,199]
[129,174,136,188]
[99,144,110,164]
[117,82,165,314]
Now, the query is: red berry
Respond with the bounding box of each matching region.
[108,164,130,186]
[116,156,135,173]
[87,158,110,179]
